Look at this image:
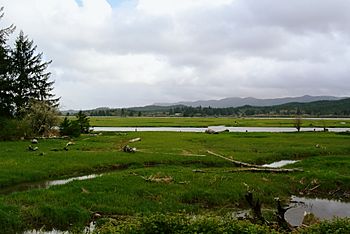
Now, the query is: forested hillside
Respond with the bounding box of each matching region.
[75,98,350,117]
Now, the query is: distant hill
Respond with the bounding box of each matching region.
[61,95,349,117]
[154,95,344,108]
[149,98,350,117]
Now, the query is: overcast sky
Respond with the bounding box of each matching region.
[1,0,350,109]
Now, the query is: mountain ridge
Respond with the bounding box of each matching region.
[154,95,344,108]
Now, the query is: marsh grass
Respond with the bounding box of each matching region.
[84,116,350,128]
[0,131,349,232]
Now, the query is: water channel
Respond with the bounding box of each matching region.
[0,174,102,195]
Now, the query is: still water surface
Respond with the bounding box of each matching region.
[93,126,350,132]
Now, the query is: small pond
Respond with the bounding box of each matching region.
[285,196,350,226]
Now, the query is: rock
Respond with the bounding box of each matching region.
[123,145,136,153]
[66,141,75,147]
[31,139,38,144]
[28,145,38,151]
[205,128,218,134]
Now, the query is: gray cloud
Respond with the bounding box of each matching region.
[0,0,349,109]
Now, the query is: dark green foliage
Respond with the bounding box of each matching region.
[299,218,350,234]
[11,31,58,117]
[0,8,59,140]
[59,111,90,137]
[0,9,58,119]
[21,204,90,231]
[97,215,350,234]
[0,117,32,140]
[75,111,90,133]
[59,117,81,137]
[96,213,278,233]
[0,7,16,117]
[0,204,22,234]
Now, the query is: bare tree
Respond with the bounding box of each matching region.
[294,117,302,132]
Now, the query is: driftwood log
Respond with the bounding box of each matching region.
[207,151,303,173]
[225,168,303,173]
[207,151,262,168]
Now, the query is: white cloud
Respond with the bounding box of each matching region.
[137,0,234,15]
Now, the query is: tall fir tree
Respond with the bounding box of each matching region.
[11,31,59,116]
[0,7,15,117]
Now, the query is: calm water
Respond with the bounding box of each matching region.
[285,196,350,226]
[93,126,350,132]
[0,174,101,195]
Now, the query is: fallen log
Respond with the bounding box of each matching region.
[207,151,303,172]
[225,168,303,173]
[129,137,141,143]
[207,150,264,168]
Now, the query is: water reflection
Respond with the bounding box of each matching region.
[93,126,350,133]
[285,196,350,226]
[0,174,100,195]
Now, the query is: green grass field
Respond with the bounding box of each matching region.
[0,131,350,233]
[82,116,350,128]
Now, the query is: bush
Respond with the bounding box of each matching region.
[22,100,59,137]
[59,117,81,137]
[95,214,350,234]
[75,111,90,134]
[0,117,32,140]
[299,218,350,234]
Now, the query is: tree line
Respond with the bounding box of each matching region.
[78,98,350,117]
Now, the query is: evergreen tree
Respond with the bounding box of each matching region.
[0,7,15,117]
[59,116,81,137]
[11,31,59,116]
[75,111,90,133]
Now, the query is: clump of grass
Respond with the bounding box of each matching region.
[298,218,350,234]
[94,213,278,234]
[0,205,23,234]
[93,213,350,234]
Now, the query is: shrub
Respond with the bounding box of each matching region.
[22,100,59,137]
[59,117,81,137]
[0,117,32,140]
